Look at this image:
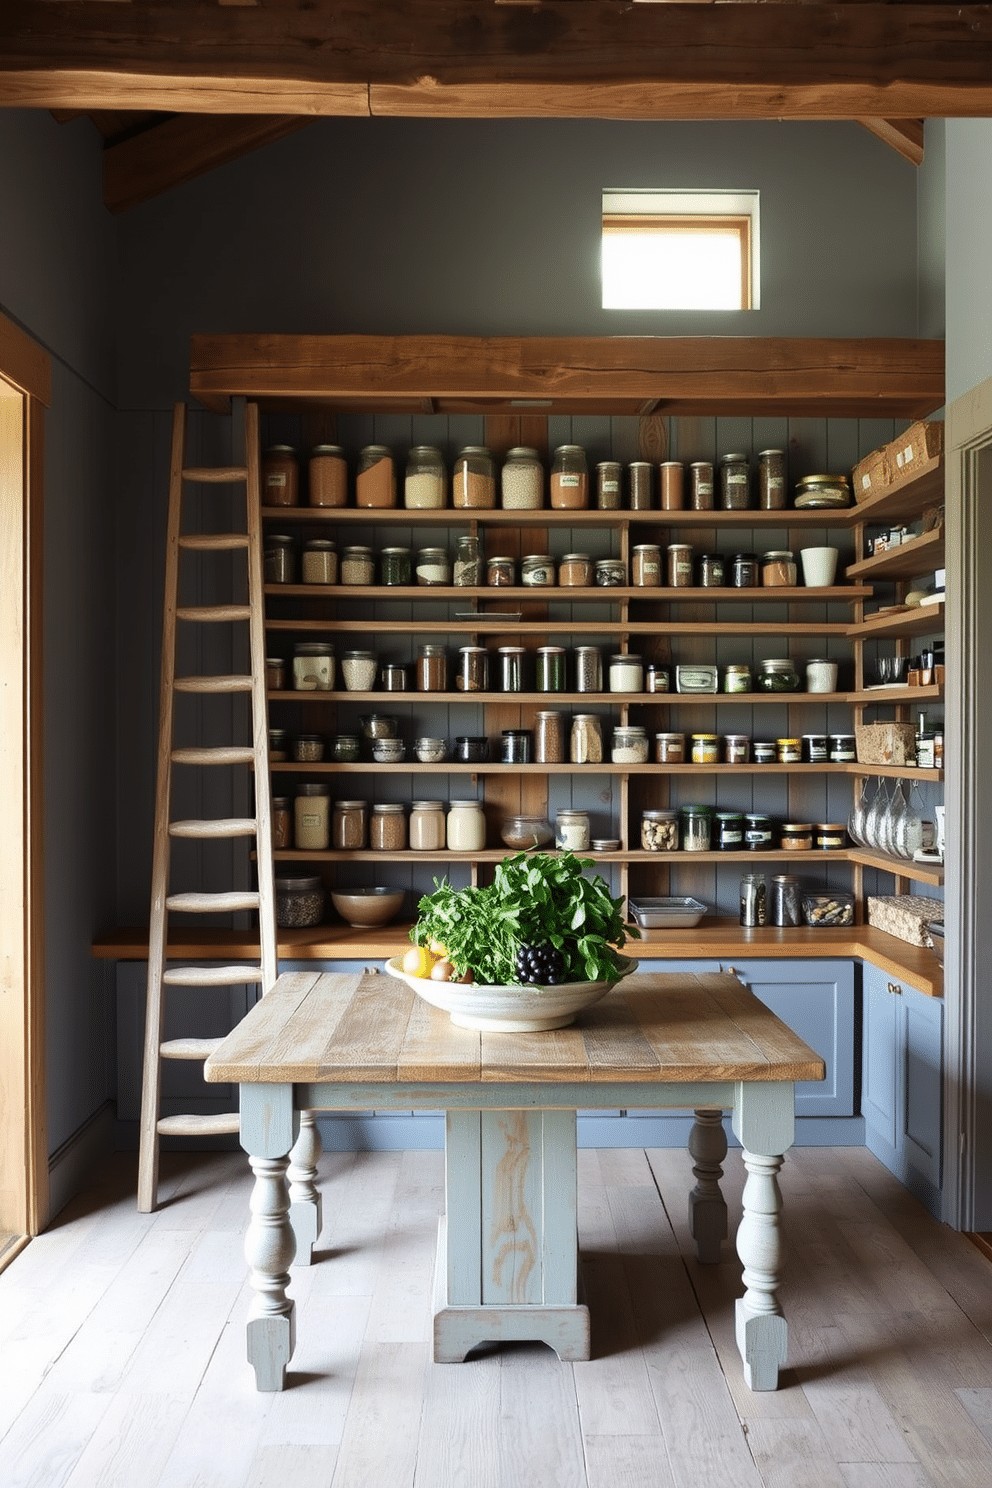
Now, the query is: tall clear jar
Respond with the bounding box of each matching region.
[570,713,604,764]
[340,545,375,585]
[416,644,448,692]
[404,445,446,509]
[757,449,787,510]
[456,645,489,692]
[308,444,347,507]
[294,783,331,850]
[272,796,292,849]
[447,800,486,851]
[550,445,589,509]
[453,447,496,509]
[720,452,751,510]
[453,534,484,586]
[501,446,543,509]
[596,460,622,510]
[380,546,412,586]
[573,646,603,693]
[355,445,396,508]
[556,809,590,852]
[301,538,337,585]
[497,644,526,692]
[628,462,652,510]
[534,711,566,763]
[262,446,299,507]
[689,461,714,510]
[536,646,566,692]
[265,534,295,584]
[370,802,407,851]
[609,653,644,692]
[410,800,446,852]
[332,799,368,851]
[680,804,713,852]
[632,545,662,586]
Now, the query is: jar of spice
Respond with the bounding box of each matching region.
[272,796,292,850]
[500,730,533,764]
[457,645,489,693]
[680,804,713,852]
[416,644,447,692]
[776,737,802,763]
[697,553,725,588]
[522,554,556,587]
[404,446,446,509]
[611,725,649,763]
[410,800,445,852]
[559,552,593,587]
[570,714,604,764]
[632,545,662,587]
[829,733,856,762]
[275,876,325,929]
[596,461,622,510]
[453,447,496,509]
[744,812,773,850]
[302,539,338,585]
[595,557,626,587]
[752,741,777,764]
[332,799,368,851]
[379,547,412,587]
[716,812,744,850]
[268,728,289,762]
[815,823,848,851]
[723,733,750,764]
[780,823,814,850]
[642,808,679,851]
[265,534,295,585]
[266,657,286,691]
[689,461,715,510]
[330,734,360,762]
[556,810,591,852]
[453,534,484,586]
[628,462,653,509]
[447,800,487,850]
[740,874,767,927]
[761,551,797,587]
[308,444,347,507]
[659,461,684,510]
[340,650,377,691]
[802,734,829,763]
[757,449,787,510]
[294,784,331,850]
[370,803,407,851]
[655,732,685,763]
[691,733,720,765]
[609,653,644,692]
[501,446,543,509]
[536,646,567,692]
[355,445,396,508]
[263,446,299,507]
[497,645,526,692]
[667,543,693,588]
[487,555,516,587]
[806,659,839,694]
[720,452,751,510]
[730,552,760,588]
[415,546,451,586]
[574,646,603,693]
[293,641,335,691]
[380,663,409,692]
[341,545,375,585]
[550,445,589,509]
[293,734,324,763]
[723,664,752,694]
[646,663,671,693]
[534,711,566,763]
[758,659,800,693]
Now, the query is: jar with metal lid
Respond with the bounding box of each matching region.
[275,875,325,929]
[776,737,802,763]
[355,444,396,508]
[341,545,375,585]
[609,653,644,693]
[697,552,725,588]
[380,546,412,587]
[340,650,377,691]
[500,729,533,764]
[308,444,347,507]
[293,641,335,691]
[667,543,693,588]
[659,461,684,510]
[536,645,566,692]
[646,663,671,694]
[266,657,286,691]
[486,555,515,587]
[752,740,776,764]
[780,823,813,850]
[332,799,368,851]
[550,445,589,509]
[574,646,603,693]
[370,803,407,851]
[757,449,787,510]
[716,812,744,850]
[497,644,526,692]
[302,538,338,585]
[720,452,751,510]
[794,473,851,508]
[453,446,496,509]
[268,728,289,762]
[655,732,685,763]
[740,873,767,927]
[758,659,800,693]
[522,553,556,587]
[415,546,451,586]
[454,736,489,763]
[263,446,299,507]
[642,808,679,851]
[330,734,361,762]
[559,553,593,587]
[556,809,590,852]
[744,812,773,850]
[691,733,720,764]
[570,714,603,764]
[416,644,447,692]
[595,557,626,587]
[632,545,661,587]
[265,534,295,585]
[534,711,565,763]
[815,823,848,850]
[802,734,828,763]
[453,534,484,587]
[723,663,752,694]
[293,733,324,763]
[731,552,760,588]
[770,875,802,927]
[272,796,292,850]
[680,804,712,852]
[829,733,856,762]
[501,446,543,509]
[457,645,489,693]
[380,663,409,692]
[596,460,622,510]
[611,725,649,763]
[723,733,750,764]
[447,800,486,851]
[689,461,714,510]
[761,550,797,587]
[410,800,445,852]
[628,462,652,509]
[404,445,446,509]
[294,783,331,851]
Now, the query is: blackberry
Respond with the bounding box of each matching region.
[514,941,566,986]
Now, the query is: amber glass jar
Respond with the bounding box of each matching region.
[550,445,589,509]
[355,445,396,508]
[262,446,299,507]
[308,444,347,507]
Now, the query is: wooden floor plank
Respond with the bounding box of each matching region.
[329,1341,428,1488]
[413,1353,502,1488]
[744,1418,851,1488]
[583,1432,678,1488]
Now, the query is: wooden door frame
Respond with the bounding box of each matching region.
[0,310,50,1255]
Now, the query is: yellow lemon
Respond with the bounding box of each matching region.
[402,945,435,979]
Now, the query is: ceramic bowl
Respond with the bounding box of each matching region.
[384,954,636,1032]
[331,887,405,927]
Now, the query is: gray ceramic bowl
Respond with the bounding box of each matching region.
[331,887,405,928]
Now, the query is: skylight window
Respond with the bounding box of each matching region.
[602,190,760,311]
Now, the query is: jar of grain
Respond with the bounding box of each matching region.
[487,556,515,587]
[680,804,712,852]
[609,653,644,692]
[308,444,347,507]
[370,803,407,851]
[453,447,496,509]
[268,728,289,762]
[410,801,446,852]
[632,545,662,587]
[521,553,556,587]
[556,810,590,852]
[404,446,446,509]
[501,447,543,509]
[294,784,331,850]
[534,711,566,763]
[340,650,377,691]
[332,799,368,851]
[456,645,489,693]
[302,538,338,585]
[689,461,714,510]
[536,646,566,692]
[550,445,589,509]
[574,646,603,693]
[611,725,649,763]
[659,461,684,510]
[415,546,451,585]
[570,714,603,764]
[655,732,685,763]
[497,645,526,692]
[266,657,286,691]
[272,796,292,850]
[696,552,724,588]
[356,445,396,508]
[761,551,797,587]
[293,642,335,691]
[447,800,486,851]
[265,534,295,585]
[667,542,693,588]
[263,446,299,507]
[380,547,412,587]
[416,644,447,692]
[628,462,653,509]
[293,734,324,763]
[757,449,787,510]
[341,545,375,585]
[596,461,622,510]
[453,534,484,587]
[275,875,325,929]
[780,823,813,851]
[642,808,678,851]
[559,553,593,587]
[720,453,751,510]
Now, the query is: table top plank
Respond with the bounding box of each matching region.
[697,973,826,1078]
[578,996,663,1075]
[625,978,781,1079]
[479,1020,592,1083]
[397,997,481,1082]
[261,971,367,1077]
[204,970,325,1083]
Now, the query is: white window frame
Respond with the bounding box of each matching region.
[602,189,761,311]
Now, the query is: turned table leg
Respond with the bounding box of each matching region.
[240,1083,300,1391]
[688,1108,728,1263]
[731,1081,794,1391]
[288,1109,323,1265]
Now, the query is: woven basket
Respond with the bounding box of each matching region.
[855,723,917,766]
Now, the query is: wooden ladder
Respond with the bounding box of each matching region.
[137,399,277,1212]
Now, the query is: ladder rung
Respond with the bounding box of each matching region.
[174,675,253,694]
[157,1113,241,1137]
[160,1036,225,1060]
[170,817,258,839]
[178,534,250,550]
[171,746,255,766]
[181,466,248,484]
[166,891,260,914]
[163,966,265,987]
[176,604,252,623]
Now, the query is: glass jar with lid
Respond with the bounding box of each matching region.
[723,733,750,764]
[404,445,446,509]
[456,645,489,693]
[609,653,644,692]
[632,545,662,587]
[340,650,377,691]
[410,800,446,852]
[689,461,714,510]
[294,784,330,850]
[308,444,347,507]
[536,645,566,692]
[355,445,396,508]
[265,534,295,585]
[447,800,486,851]
[757,449,787,509]
[757,658,800,692]
[500,729,533,764]
[330,733,361,762]
[611,725,649,763]
[534,711,566,763]
[720,452,751,509]
[715,811,744,850]
[275,875,325,929]
[415,546,451,586]
[453,446,496,509]
[680,805,713,852]
[550,445,589,509]
[596,460,622,510]
[272,796,292,850]
[770,874,802,927]
[268,728,289,761]
[266,656,286,691]
[487,555,515,586]
[522,553,556,587]
[332,799,368,851]
[416,644,447,692]
[723,663,752,694]
[370,803,407,851]
[628,462,653,510]
[501,446,543,509]
[646,663,671,694]
[744,812,773,850]
[659,461,684,510]
[761,551,797,587]
[380,663,409,692]
[667,544,693,588]
[293,641,334,691]
[453,534,485,587]
[341,545,375,585]
[655,732,685,763]
[497,644,526,692]
[595,557,626,587]
[696,553,725,588]
[559,553,593,587]
[691,733,720,764]
[556,809,591,852]
[730,552,760,588]
[570,714,603,764]
[263,446,299,507]
[573,646,603,693]
[379,546,412,587]
[642,808,679,851]
[302,538,337,585]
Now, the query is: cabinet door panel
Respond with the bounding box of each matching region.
[903,989,943,1189]
[862,962,900,1151]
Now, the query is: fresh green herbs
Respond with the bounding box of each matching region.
[411,851,639,986]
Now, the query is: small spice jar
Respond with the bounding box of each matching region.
[776,737,802,763]
[308,444,347,507]
[570,714,604,764]
[497,644,526,692]
[632,545,662,587]
[659,461,684,510]
[802,733,829,763]
[609,653,644,693]
[275,875,325,929]
[829,733,856,762]
[689,461,715,510]
[268,728,289,762]
[550,445,589,509]
[723,733,750,764]
[332,799,368,850]
[355,445,396,508]
[500,729,533,764]
[697,552,725,588]
[655,732,685,763]
[302,538,338,585]
[770,875,803,927]
[690,732,720,765]
[456,645,489,693]
[404,446,446,509]
[559,553,593,587]
[340,650,377,691]
[293,733,325,763]
[730,552,760,588]
[415,546,451,586]
[416,644,447,692]
[266,657,286,691]
[262,446,299,507]
[447,800,487,851]
[815,823,848,850]
[370,803,407,851]
[757,449,787,509]
[720,452,751,510]
[667,543,693,588]
[646,663,671,693]
[272,796,292,850]
[265,534,295,585]
[556,809,591,852]
[379,546,412,587]
[410,800,445,852]
[744,812,773,850]
[330,734,360,762]
[758,659,800,693]
[596,461,622,510]
[642,808,679,851]
[293,641,335,691]
[294,783,330,851]
[761,550,797,587]
[453,446,496,509]
[487,555,516,587]
[574,646,603,693]
[501,446,543,509]
[781,823,814,851]
[595,557,626,587]
[534,711,566,763]
[536,645,567,692]
[453,534,485,587]
[752,740,777,764]
[680,804,713,852]
[723,664,752,694]
[611,725,649,763]
[522,553,556,587]
[627,462,653,510]
[716,811,744,850]
[340,545,375,586]
[380,663,409,691]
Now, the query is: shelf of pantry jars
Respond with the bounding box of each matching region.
[271,761,871,776]
[264,583,873,604]
[269,848,859,865]
[845,455,944,529]
[846,847,945,887]
[846,684,943,707]
[846,601,944,642]
[260,505,873,529]
[843,764,944,782]
[845,527,944,584]
[267,688,863,706]
[266,617,853,638]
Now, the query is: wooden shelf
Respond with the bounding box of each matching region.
[847,601,944,641]
[272,760,864,776]
[267,616,853,637]
[846,527,945,583]
[846,685,942,706]
[847,847,945,886]
[846,455,944,528]
[269,688,862,706]
[265,504,865,530]
[269,847,854,864]
[843,764,943,782]
[265,582,872,604]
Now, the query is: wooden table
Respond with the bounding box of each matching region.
[205,968,825,1394]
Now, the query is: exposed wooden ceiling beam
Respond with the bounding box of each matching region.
[858,118,927,166]
[3,3,992,120]
[103,113,316,213]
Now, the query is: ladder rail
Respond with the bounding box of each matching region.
[245,401,279,995]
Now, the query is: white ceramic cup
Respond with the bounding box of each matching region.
[806,659,839,693]
[800,546,839,587]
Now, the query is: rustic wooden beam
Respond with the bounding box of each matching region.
[858,118,926,166]
[3,3,992,119]
[103,113,316,213]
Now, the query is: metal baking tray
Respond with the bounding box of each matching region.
[629,897,708,929]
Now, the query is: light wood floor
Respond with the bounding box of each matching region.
[3,1144,992,1488]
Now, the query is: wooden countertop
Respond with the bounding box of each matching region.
[92,918,943,998]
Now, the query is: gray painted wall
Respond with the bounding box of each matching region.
[945,119,992,403]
